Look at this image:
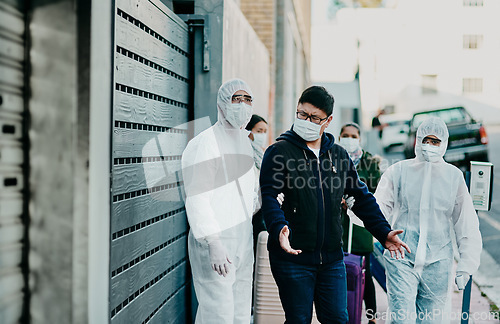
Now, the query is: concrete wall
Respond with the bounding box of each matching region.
[27,0,104,322]
[222,0,271,120]
[88,0,112,322]
[189,0,225,126]
[239,0,276,139]
[28,1,78,322]
[240,0,276,65]
[273,0,311,138]
[292,0,311,68]
[239,0,311,139]
[74,0,91,322]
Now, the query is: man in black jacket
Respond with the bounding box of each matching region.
[260,86,410,323]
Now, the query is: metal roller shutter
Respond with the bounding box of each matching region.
[0,1,27,323]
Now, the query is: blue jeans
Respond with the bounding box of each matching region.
[269,255,349,324]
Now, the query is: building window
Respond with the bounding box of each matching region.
[421,75,437,95]
[463,0,483,6]
[463,35,483,49]
[463,78,483,93]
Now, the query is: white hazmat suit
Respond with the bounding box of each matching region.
[374,117,482,324]
[182,79,256,323]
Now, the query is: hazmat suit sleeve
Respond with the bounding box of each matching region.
[253,166,261,214]
[451,172,482,275]
[181,134,221,243]
[373,164,396,224]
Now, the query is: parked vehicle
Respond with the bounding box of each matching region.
[403,107,489,169]
[380,114,410,152]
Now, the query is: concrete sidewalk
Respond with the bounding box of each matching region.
[475,221,500,311]
[364,262,500,324]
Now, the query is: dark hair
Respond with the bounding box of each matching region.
[340,122,361,136]
[245,114,268,131]
[298,86,334,116]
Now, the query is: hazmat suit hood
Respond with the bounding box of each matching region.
[216,78,254,130]
[414,117,449,162]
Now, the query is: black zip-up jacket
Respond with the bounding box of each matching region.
[260,129,392,265]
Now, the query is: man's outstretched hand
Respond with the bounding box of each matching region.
[385,230,411,259]
[279,225,302,255]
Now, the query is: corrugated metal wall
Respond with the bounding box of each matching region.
[110,0,190,323]
[0,0,27,323]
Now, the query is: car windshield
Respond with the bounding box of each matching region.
[412,108,470,130]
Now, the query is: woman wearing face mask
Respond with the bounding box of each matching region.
[246,114,269,171]
[339,122,381,324]
[245,115,269,249]
[374,117,482,324]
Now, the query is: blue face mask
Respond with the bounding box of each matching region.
[293,118,323,141]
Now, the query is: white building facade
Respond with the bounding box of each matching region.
[312,0,500,128]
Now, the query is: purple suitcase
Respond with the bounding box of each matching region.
[344,252,365,324]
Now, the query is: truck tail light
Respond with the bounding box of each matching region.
[479,126,488,145]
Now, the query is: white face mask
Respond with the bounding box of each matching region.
[338,137,361,153]
[421,144,441,162]
[293,118,323,141]
[252,132,267,148]
[225,103,252,129]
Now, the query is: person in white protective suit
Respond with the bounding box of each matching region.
[374,117,482,324]
[181,79,258,323]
